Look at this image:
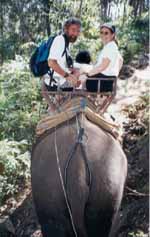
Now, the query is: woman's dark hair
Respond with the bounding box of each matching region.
[75,51,91,64]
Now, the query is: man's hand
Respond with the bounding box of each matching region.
[70,68,80,79]
[66,74,79,87]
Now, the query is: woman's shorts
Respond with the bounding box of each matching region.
[86,73,116,92]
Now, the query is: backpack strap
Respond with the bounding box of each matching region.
[62,34,69,57]
[47,70,55,86]
[62,34,73,68]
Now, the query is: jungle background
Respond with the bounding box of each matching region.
[0,0,149,236]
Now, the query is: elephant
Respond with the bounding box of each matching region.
[31,112,127,237]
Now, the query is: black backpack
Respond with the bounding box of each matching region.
[29,34,73,77]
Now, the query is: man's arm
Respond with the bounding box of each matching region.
[119,56,123,72]
[48,59,66,77]
[48,59,78,87]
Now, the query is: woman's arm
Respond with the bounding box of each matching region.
[88,57,110,76]
[119,56,123,72]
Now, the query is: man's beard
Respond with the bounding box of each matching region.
[68,36,77,43]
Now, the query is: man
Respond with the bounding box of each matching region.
[41,18,81,113]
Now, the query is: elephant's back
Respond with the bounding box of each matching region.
[31,118,90,212]
[31,115,127,237]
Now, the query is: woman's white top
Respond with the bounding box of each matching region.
[95,41,123,76]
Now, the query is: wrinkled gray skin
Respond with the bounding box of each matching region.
[31,114,127,237]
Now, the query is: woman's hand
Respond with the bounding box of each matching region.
[72,69,81,79]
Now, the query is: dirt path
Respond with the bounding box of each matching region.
[109,66,149,237]
[108,66,149,122]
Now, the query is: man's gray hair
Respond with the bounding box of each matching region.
[63,17,82,30]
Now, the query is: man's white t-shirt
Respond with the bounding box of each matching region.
[44,35,70,86]
[95,41,123,76]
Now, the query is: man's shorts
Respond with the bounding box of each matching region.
[45,83,73,92]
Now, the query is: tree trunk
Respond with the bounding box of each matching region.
[78,0,83,18]
[122,0,127,27]
[100,0,109,21]
[0,2,4,65]
[44,0,51,37]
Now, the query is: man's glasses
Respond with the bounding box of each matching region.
[100,31,110,35]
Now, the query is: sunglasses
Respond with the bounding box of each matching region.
[100,31,110,35]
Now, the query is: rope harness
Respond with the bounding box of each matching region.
[54,111,92,237]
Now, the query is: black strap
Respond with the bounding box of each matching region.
[64,126,92,188]
[48,70,56,86]
[62,34,73,68]
[62,34,69,57]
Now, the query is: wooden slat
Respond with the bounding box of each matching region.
[36,97,120,139]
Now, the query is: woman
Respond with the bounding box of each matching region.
[80,23,123,92]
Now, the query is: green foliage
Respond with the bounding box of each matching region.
[0,57,42,145]
[0,33,20,61]
[117,12,149,63]
[0,58,45,205]
[128,230,148,236]
[20,42,37,58]
[0,139,30,205]
[139,94,149,129]
[71,35,101,62]
[0,57,44,205]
